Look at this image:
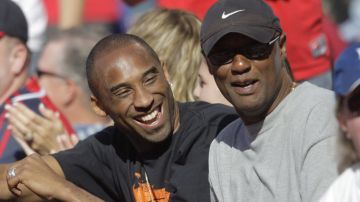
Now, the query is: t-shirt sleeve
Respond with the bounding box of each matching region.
[52,132,118,201]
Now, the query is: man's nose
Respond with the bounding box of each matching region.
[133,88,154,111]
[231,54,251,75]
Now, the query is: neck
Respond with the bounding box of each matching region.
[242,68,294,125]
[137,135,172,159]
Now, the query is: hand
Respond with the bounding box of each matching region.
[5,103,73,154]
[6,154,104,201]
[6,154,68,200]
[56,134,79,152]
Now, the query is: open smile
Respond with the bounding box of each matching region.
[230,79,259,95]
[133,105,164,130]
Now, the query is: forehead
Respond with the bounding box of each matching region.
[38,41,64,71]
[94,43,160,85]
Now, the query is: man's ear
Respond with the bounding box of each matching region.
[279,33,287,58]
[161,62,171,82]
[337,112,351,139]
[90,95,107,117]
[9,43,28,75]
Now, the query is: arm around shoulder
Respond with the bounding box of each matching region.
[1,154,103,201]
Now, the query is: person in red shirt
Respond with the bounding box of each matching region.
[265,0,346,89]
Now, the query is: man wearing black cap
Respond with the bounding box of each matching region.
[201,0,340,201]
[0,0,73,163]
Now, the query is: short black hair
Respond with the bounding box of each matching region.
[86,33,161,97]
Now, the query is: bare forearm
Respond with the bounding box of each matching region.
[59,182,104,202]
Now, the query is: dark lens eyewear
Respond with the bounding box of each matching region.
[208,35,280,67]
[36,69,66,80]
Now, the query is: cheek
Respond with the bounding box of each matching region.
[346,118,360,145]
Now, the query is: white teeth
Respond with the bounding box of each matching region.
[140,109,159,122]
[240,81,255,87]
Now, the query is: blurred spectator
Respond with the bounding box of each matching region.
[319,43,360,202]
[322,15,348,63]
[7,27,111,151]
[339,0,360,43]
[37,27,110,139]
[0,0,73,162]
[12,0,47,74]
[266,0,333,89]
[128,8,202,102]
[43,0,122,33]
[194,57,231,106]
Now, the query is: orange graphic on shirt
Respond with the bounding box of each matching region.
[133,172,170,202]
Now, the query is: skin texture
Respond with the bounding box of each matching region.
[0,36,28,104]
[207,33,293,125]
[91,42,180,154]
[5,102,77,155]
[194,58,231,106]
[37,41,68,109]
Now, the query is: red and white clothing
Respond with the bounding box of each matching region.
[265,0,332,81]
[0,77,74,163]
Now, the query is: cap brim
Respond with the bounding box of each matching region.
[348,79,360,97]
[202,25,277,56]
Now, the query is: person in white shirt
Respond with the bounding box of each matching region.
[319,42,360,202]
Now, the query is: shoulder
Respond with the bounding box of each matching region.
[285,82,337,129]
[292,82,336,107]
[212,118,242,146]
[179,101,238,125]
[58,126,120,156]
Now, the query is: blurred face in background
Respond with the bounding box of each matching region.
[0,35,28,102]
[338,86,360,155]
[0,36,14,98]
[37,40,69,109]
[193,58,231,106]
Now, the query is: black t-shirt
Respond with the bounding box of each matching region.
[53,102,238,202]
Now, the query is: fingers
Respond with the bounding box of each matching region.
[38,103,67,136]
[6,166,23,197]
[56,134,79,151]
[5,104,44,139]
[39,103,60,121]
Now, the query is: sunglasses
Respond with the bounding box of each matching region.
[207,35,280,67]
[36,69,66,80]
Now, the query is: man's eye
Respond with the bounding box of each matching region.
[144,75,157,85]
[116,89,132,98]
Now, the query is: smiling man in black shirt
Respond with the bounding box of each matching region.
[0,34,237,201]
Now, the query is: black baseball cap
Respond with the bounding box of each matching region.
[0,0,28,43]
[200,0,282,56]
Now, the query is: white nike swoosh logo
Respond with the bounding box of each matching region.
[221,9,245,19]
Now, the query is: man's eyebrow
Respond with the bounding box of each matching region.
[143,66,159,76]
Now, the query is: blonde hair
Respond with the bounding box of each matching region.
[128,8,202,102]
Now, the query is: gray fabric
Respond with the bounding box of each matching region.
[209,82,340,202]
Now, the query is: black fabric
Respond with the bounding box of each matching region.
[53,102,238,202]
[0,0,28,42]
